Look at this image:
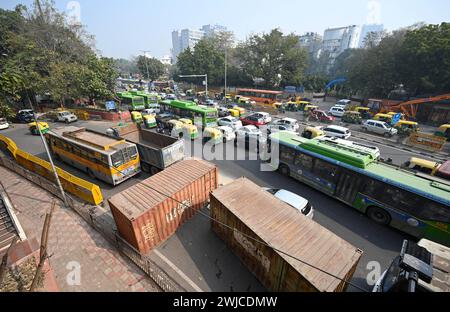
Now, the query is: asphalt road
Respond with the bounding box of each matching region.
[1,114,447,292]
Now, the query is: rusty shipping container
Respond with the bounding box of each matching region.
[109,159,218,254]
[210,177,363,292]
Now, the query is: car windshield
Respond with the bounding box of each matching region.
[111,151,124,168]
[61,112,70,116]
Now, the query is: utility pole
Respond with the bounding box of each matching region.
[224,49,227,102]
[140,50,151,81]
[28,98,68,208]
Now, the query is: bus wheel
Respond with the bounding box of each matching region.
[150,167,160,175]
[278,164,290,177]
[367,206,391,225]
[87,168,96,179]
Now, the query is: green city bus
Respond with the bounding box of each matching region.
[160,100,218,128]
[117,92,145,111]
[268,131,450,246]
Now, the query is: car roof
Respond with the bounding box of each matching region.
[325,125,349,131]
[281,117,297,122]
[273,189,308,211]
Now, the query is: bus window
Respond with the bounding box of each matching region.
[313,159,339,183]
[422,201,450,223]
[280,145,295,163]
[294,153,313,171]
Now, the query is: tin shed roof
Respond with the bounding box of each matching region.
[211,177,363,292]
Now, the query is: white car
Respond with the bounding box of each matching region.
[217,126,236,142]
[272,117,299,131]
[159,93,167,100]
[252,112,272,124]
[0,118,9,130]
[329,106,346,117]
[362,120,398,137]
[263,188,314,219]
[266,124,294,134]
[166,94,177,100]
[218,116,243,129]
[336,99,351,107]
[235,125,263,138]
[56,111,77,123]
[323,125,351,139]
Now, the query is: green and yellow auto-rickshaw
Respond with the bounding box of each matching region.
[286,101,310,112]
[435,124,450,141]
[355,107,372,119]
[143,115,157,129]
[301,126,324,139]
[394,120,419,135]
[203,127,223,145]
[28,122,50,135]
[304,105,319,112]
[131,111,143,124]
[183,124,199,140]
[342,111,362,124]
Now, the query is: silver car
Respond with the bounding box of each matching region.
[362,120,398,137]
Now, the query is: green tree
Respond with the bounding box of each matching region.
[137,56,165,80]
[237,29,308,88]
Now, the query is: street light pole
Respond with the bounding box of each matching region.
[28,99,69,208]
[224,49,227,102]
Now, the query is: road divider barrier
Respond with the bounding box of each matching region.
[406,132,447,152]
[0,134,103,205]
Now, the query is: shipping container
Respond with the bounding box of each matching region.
[109,159,218,254]
[210,177,363,292]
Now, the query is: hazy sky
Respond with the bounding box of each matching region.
[2,0,450,59]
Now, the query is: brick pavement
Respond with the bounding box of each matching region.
[0,166,160,292]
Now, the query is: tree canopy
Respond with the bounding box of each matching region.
[136,56,165,80]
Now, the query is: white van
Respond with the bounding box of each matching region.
[323,125,351,139]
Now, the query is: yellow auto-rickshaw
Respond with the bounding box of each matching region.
[179,118,193,126]
[228,108,240,117]
[387,112,405,120]
[374,113,395,125]
[183,124,199,140]
[402,157,440,175]
[131,111,143,124]
[355,106,372,119]
[301,126,324,139]
[143,115,157,129]
[394,120,419,135]
[304,105,319,112]
[28,122,50,135]
[203,127,222,145]
[286,101,310,112]
[435,124,450,141]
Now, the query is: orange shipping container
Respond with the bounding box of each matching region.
[211,177,363,292]
[109,159,218,254]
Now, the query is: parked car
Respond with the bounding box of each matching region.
[252,112,272,124]
[266,124,292,135]
[329,106,346,117]
[262,188,314,219]
[235,125,263,138]
[15,110,34,123]
[218,116,243,129]
[240,115,267,128]
[217,126,236,143]
[166,94,177,100]
[336,99,351,107]
[0,118,10,130]
[218,107,229,117]
[323,125,351,139]
[362,120,398,137]
[56,111,77,123]
[272,117,299,131]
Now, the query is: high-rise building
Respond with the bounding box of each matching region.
[171,24,227,63]
[358,24,384,48]
[299,32,323,59]
[322,25,361,70]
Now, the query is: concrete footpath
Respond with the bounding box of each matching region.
[0,166,160,292]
